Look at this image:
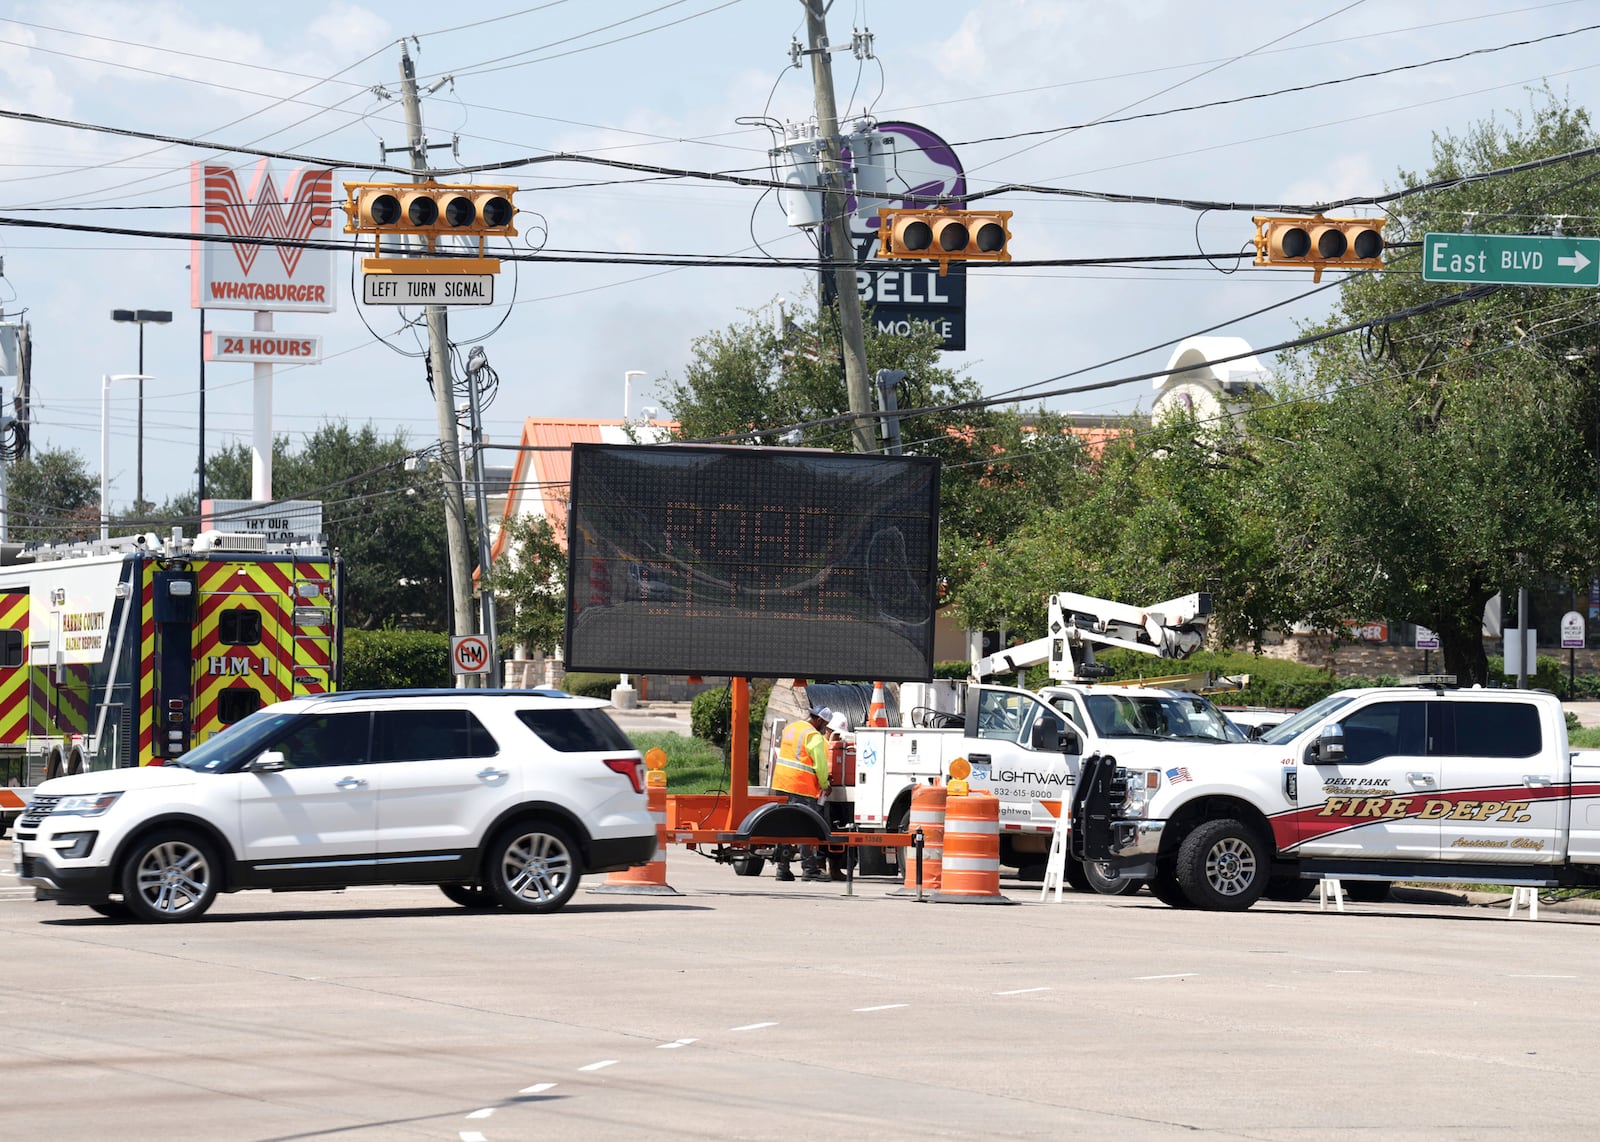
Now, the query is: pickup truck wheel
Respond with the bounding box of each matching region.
[1344,880,1391,903]
[1148,867,1194,908]
[1175,818,1267,911]
[487,821,582,913]
[1084,860,1143,896]
[119,831,220,923]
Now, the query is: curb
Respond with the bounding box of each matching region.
[1391,885,1600,914]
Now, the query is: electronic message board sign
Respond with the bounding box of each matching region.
[565,444,939,680]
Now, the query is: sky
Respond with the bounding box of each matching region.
[1,0,1598,519]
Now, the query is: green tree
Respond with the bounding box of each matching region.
[7,447,100,543]
[486,514,566,655]
[1250,93,1600,685]
[187,424,450,630]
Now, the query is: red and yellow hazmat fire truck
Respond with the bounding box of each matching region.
[0,530,342,830]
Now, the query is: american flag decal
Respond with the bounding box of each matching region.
[1166,766,1191,784]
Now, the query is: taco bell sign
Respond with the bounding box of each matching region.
[189,160,336,313]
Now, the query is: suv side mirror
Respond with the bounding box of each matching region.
[1309,724,1345,764]
[248,750,287,773]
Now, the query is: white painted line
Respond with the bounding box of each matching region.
[1332,970,1370,975]
[730,1021,778,1032]
[467,1108,494,1119]
[519,1083,556,1095]
[658,1038,698,1049]
[1508,974,1578,979]
[1133,973,1196,981]
[852,1003,909,1012]
[994,987,1050,996]
[578,1060,618,1072]
[460,1133,487,1142]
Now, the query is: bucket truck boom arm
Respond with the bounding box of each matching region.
[971,590,1212,682]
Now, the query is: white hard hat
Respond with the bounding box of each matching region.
[828,712,850,735]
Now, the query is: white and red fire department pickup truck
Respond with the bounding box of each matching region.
[1071,681,1600,910]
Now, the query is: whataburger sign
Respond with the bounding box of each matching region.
[189,160,337,314]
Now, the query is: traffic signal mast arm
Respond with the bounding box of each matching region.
[971,590,1212,683]
[1252,214,1385,282]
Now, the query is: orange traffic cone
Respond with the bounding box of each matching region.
[869,681,889,727]
[933,790,1015,905]
[891,783,945,897]
[590,749,680,896]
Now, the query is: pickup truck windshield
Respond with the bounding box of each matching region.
[1258,693,1357,745]
[1083,693,1246,743]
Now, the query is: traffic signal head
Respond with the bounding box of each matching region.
[1253,215,1384,281]
[876,208,1012,274]
[343,182,518,247]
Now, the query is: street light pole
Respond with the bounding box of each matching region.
[623,370,646,421]
[111,308,172,516]
[465,348,501,689]
[101,373,152,541]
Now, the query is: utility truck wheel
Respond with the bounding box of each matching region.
[1175,818,1267,911]
[1084,860,1143,896]
[487,821,581,913]
[119,831,220,922]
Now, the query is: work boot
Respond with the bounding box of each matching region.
[829,870,847,882]
[773,866,795,882]
[801,871,827,883]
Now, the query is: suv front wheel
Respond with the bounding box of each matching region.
[119,830,220,923]
[487,821,582,913]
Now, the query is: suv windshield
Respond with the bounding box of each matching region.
[1258,693,1357,746]
[175,708,305,772]
[1082,692,1246,743]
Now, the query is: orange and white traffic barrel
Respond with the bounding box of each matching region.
[891,783,945,897]
[869,681,889,727]
[590,748,680,896]
[933,789,1014,905]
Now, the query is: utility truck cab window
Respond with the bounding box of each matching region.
[1084,692,1244,743]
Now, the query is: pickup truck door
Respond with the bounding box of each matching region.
[965,687,1077,831]
[1294,699,1438,860]
[1430,697,1562,865]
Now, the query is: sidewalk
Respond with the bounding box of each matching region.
[1566,700,1600,729]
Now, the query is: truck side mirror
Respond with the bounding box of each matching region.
[1309,724,1345,764]
[1030,719,1059,752]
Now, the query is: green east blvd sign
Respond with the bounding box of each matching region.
[1423,232,1600,288]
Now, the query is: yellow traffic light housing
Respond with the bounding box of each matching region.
[343,181,518,257]
[1253,215,1384,282]
[876,207,1013,275]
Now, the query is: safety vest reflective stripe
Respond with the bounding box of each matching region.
[774,720,822,797]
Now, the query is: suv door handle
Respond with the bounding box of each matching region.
[334,776,368,789]
[1406,772,1436,788]
[477,768,509,781]
[1523,774,1553,787]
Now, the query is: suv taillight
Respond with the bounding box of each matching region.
[604,757,644,794]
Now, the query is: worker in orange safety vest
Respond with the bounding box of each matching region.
[770,705,833,882]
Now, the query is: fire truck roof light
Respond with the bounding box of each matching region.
[167,580,193,596]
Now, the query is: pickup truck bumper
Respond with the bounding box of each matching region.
[1107,818,1165,858]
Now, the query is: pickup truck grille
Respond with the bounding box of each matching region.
[18,795,60,830]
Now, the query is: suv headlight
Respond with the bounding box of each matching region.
[53,792,123,817]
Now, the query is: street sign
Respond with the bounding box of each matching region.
[451,635,490,675]
[1422,232,1600,288]
[1414,626,1439,651]
[1561,610,1586,650]
[363,274,495,306]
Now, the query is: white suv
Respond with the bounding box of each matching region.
[13,690,655,922]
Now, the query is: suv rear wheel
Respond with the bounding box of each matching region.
[487,821,582,913]
[440,884,499,909]
[119,830,220,922]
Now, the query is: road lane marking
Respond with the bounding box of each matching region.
[466,1108,493,1119]
[731,1022,777,1031]
[459,1133,486,1142]
[578,1060,618,1072]
[852,1004,908,1012]
[995,987,1050,995]
[1134,973,1196,980]
[519,1083,556,1095]
[658,1038,698,1048]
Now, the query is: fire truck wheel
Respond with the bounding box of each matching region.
[45,750,64,781]
[730,854,766,877]
[1148,866,1195,908]
[118,831,220,923]
[440,884,499,909]
[1084,860,1143,896]
[1174,818,1268,911]
[67,749,85,776]
[486,820,582,914]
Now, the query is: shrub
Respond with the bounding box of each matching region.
[343,629,451,690]
[628,731,728,794]
[562,672,620,699]
[690,681,773,780]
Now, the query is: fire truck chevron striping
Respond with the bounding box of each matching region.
[0,530,343,816]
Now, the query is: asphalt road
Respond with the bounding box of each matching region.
[4,838,1599,1141]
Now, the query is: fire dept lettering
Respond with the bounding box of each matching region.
[1318,795,1534,823]
[208,655,274,677]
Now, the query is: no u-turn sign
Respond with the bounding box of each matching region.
[451,635,490,675]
